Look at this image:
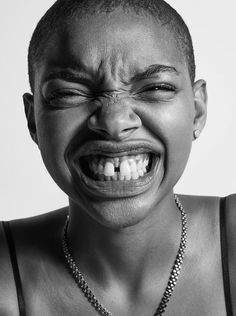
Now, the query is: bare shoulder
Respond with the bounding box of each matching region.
[9,207,68,268]
[180,193,236,312]
[10,207,68,243]
[0,207,68,315]
[224,194,236,313]
[177,193,220,217]
[224,194,236,231]
[179,194,236,311]
[0,222,19,315]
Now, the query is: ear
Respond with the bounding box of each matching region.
[23,93,38,144]
[192,79,207,141]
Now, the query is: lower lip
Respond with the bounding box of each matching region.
[70,156,163,199]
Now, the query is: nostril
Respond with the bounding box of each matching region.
[123,127,137,132]
[88,106,141,140]
[99,129,110,136]
[92,127,111,137]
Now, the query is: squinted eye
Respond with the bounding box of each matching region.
[136,83,177,101]
[46,89,89,107]
[144,84,175,92]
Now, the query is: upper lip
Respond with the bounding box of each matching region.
[72,140,162,159]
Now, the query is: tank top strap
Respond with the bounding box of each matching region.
[220,197,233,316]
[1,202,234,316]
[2,221,26,316]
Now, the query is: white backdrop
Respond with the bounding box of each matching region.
[1,1,236,220]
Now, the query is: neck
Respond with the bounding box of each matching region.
[67,192,182,290]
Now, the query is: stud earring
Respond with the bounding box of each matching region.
[193,129,200,140]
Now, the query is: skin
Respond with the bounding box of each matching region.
[0,8,235,316]
[26,10,206,229]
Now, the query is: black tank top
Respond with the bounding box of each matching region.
[2,197,233,315]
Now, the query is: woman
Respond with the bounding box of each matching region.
[0,0,235,315]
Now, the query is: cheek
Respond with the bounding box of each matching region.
[165,104,194,179]
[35,106,90,192]
[138,97,194,176]
[167,114,193,179]
[165,102,193,156]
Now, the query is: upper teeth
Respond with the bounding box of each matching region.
[88,154,150,181]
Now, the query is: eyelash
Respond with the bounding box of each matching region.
[45,83,177,108]
[48,90,84,99]
[139,83,176,93]
[133,83,177,102]
[45,89,89,106]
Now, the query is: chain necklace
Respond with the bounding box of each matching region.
[62,194,187,316]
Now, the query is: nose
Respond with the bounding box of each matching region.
[88,96,141,141]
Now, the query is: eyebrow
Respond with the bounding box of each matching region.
[44,70,93,85]
[44,64,179,85]
[131,64,179,82]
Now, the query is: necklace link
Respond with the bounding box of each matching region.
[62,194,187,316]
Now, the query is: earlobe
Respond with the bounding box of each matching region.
[192,79,207,141]
[23,93,38,144]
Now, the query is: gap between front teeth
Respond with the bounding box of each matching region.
[89,155,150,181]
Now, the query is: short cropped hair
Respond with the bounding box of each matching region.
[28,0,196,91]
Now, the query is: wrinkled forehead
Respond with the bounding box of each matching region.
[37,9,187,84]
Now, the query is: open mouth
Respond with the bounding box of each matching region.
[68,141,163,197]
[78,153,156,181]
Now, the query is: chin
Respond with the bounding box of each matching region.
[70,168,170,230]
[80,195,158,229]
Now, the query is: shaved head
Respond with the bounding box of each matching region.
[28,0,195,91]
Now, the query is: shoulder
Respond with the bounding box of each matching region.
[9,207,68,243]
[0,222,20,314]
[177,194,220,222]
[179,194,236,311]
[8,207,68,273]
[178,194,219,208]
[0,207,68,315]
[184,193,236,312]
[224,194,236,313]
[224,194,236,234]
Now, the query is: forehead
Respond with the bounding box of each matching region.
[37,8,188,83]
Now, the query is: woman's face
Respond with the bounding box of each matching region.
[26,9,206,227]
